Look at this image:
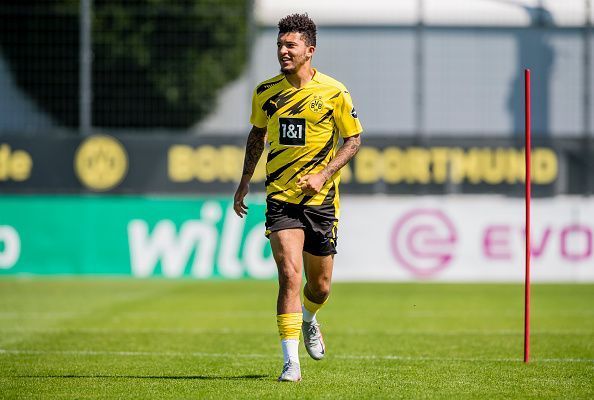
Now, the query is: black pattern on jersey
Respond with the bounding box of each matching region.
[265,151,311,186]
[314,92,339,124]
[266,190,285,200]
[297,182,335,206]
[321,182,336,205]
[256,77,284,95]
[286,94,312,116]
[262,93,281,118]
[299,194,313,205]
[316,109,333,125]
[263,90,301,118]
[267,148,288,163]
[329,91,341,100]
[283,135,335,184]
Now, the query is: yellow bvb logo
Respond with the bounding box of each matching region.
[74,135,128,191]
[309,95,324,113]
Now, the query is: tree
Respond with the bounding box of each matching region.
[0,0,249,129]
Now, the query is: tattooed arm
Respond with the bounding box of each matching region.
[297,134,361,195]
[233,125,267,217]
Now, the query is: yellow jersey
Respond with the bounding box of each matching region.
[250,69,363,207]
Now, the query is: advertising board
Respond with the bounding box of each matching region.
[1,195,592,282]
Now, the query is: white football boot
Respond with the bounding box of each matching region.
[277,360,302,382]
[302,320,326,360]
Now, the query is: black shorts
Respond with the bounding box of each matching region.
[265,198,338,256]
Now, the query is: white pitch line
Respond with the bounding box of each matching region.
[0,312,89,319]
[0,328,273,335]
[0,311,271,319]
[339,329,594,336]
[0,327,591,336]
[0,349,592,364]
[336,354,594,363]
[0,349,270,359]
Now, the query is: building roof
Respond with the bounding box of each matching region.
[255,0,592,28]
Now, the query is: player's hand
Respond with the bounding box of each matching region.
[233,182,249,218]
[297,173,326,195]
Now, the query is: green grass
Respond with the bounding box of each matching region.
[0,278,592,399]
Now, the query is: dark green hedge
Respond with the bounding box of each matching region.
[0,0,249,129]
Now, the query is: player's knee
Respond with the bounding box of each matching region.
[277,258,301,277]
[277,259,302,290]
[307,282,330,303]
[278,277,301,297]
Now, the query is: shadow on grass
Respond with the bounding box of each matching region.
[18,374,269,380]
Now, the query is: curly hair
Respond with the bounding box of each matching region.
[278,13,317,47]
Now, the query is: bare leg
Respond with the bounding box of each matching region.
[303,251,334,304]
[301,251,333,361]
[270,228,306,378]
[269,229,305,314]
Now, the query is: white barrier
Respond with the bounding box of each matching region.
[335,196,594,282]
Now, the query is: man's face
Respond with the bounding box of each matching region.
[277,32,314,75]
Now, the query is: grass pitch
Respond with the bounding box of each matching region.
[0,278,592,399]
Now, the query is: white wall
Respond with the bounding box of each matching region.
[334,196,594,282]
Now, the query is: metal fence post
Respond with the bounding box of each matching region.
[584,0,592,196]
[79,0,92,136]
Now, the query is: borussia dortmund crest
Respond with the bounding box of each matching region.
[309,95,324,113]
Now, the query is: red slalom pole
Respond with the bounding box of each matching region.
[524,68,531,364]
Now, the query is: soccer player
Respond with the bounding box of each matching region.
[233,13,362,382]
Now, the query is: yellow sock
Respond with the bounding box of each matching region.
[303,292,328,322]
[276,313,302,340]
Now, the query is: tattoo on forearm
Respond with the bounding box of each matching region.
[321,135,361,180]
[242,127,267,177]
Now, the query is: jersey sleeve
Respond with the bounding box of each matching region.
[334,89,363,138]
[249,89,268,128]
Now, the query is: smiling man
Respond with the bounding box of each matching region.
[233,13,363,382]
